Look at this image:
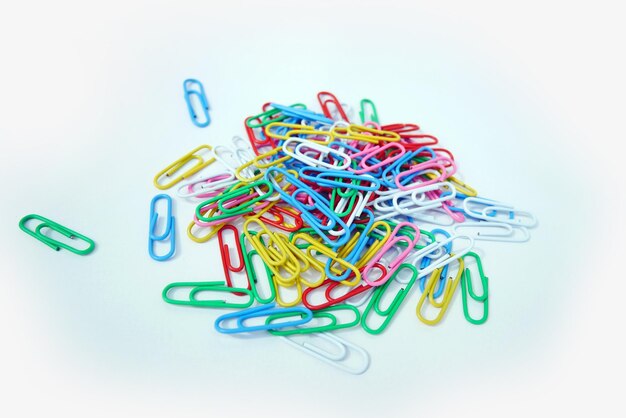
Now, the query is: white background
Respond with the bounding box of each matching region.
[1,1,624,417]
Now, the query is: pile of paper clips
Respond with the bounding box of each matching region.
[152,89,537,374]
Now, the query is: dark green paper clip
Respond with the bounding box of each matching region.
[461,252,489,325]
[19,214,95,255]
[162,281,254,308]
[361,263,418,334]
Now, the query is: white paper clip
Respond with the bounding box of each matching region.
[400,234,474,282]
[452,221,530,242]
[283,137,352,169]
[463,197,537,228]
[176,173,238,198]
[282,332,370,375]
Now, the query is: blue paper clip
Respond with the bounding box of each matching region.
[418,228,452,297]
[325,209,376,281]
[149,194,176,261]
[265,167,351,248]
[183,79,210,128]
[269,103,334,125]
[214,303,313,334]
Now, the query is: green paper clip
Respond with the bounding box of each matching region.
[361,263,418,334]
[162,281,254,308]
[19,214,95,255]
[240,231,276,304]
[359,99,379,124]
[461,252,489,325]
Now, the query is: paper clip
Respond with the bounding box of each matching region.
[461,252,488,325]
[281,332,370,375]
[241,234,277,304]
[265,167,351,247]
[214,303,313,334]
[359,99,379,124]
[333,124,401,143]
[452,221,530,243]
[162,281,254,308]
[361,222,421,286]
[246,103,308,129]
[153,145,216,190]
[361,264,418,334]
[299,167,381,192]
[176,173,237,198]
[183,79,210,128]
[149,194,175,261]
[352,143,406,174]
[19,214,95,255]
[317,91,351,122]
[235,147,291,182]
[218,225,251,292]
[267,304,361,335]
[462,196,537,228]
[258,205,304,232]
[283,138,352,169]
[416,256,465,325]
[270,103,335,125]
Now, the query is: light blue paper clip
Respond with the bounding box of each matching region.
[214,303,313,334]
[418,228,451,297]
[269,103,334,125]
[149,194,176,261]
[265,167,351,248]
[325,209,376,281]
[183,79,210,128]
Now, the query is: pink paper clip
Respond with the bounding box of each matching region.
[361,222,421,286]
[352,143,406,174]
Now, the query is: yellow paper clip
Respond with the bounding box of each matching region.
[275,279,303,307]
[332,124,401,143]
[416,256,464,325]
[243,218,289,267]
[153,145,216,190]
[264,122,315,141]
[187,218,224,243]
[284,128,333,144]
[293,233,361,287]
[448,175,478,197]
[356,221,392,268]
[235,147,291,182]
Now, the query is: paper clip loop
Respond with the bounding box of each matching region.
[183,79,210,127]
[19,214,95,255]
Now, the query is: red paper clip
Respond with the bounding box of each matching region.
[301,264,387,310]
[317,91,350,122]
[218,225,251,294]
[259,205,304,232]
